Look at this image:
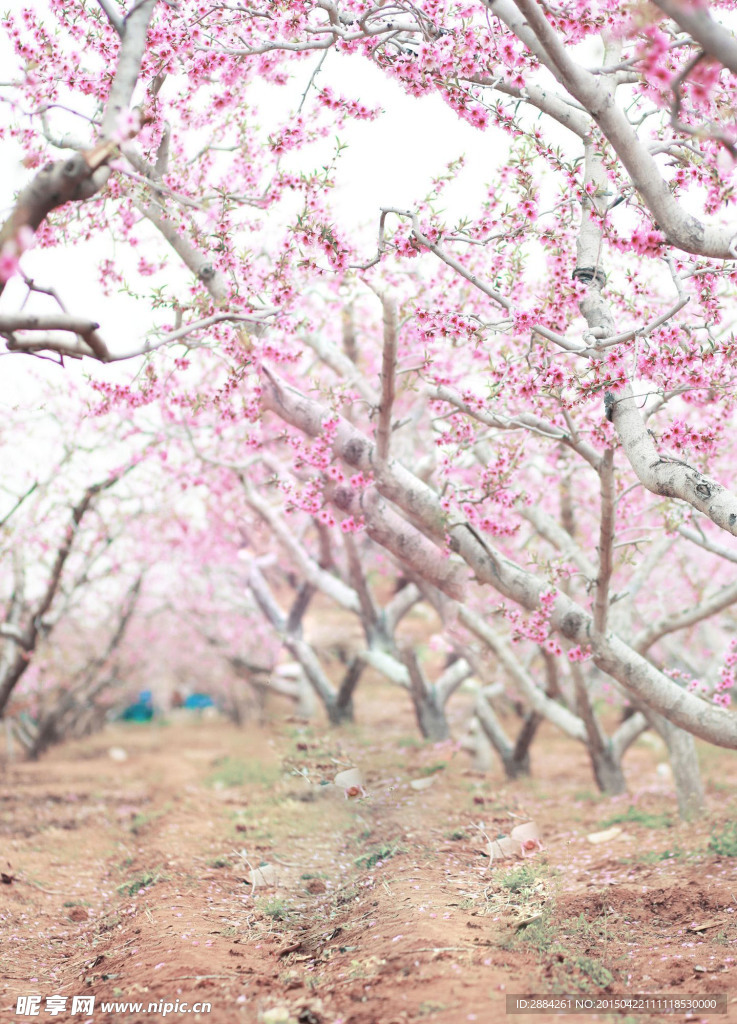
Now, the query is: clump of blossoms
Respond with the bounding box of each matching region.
[507,589,557,647]
[0,225,34,283]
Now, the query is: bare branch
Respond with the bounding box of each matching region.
[593,449,615,635]
[434,384,602,470]
[95,0,124,36]
[342,533,379,633]
[401,647,430,701]
[458,606,587,742]
[594,294,690,350]
[342,304,359,364]
[610,711,649,762]
[383,207,512,311]
[474,688,515,765]
[246,562,339,711]
[302,332,377,405]
[134,200,230,304]
[0,0,157,296]
[360,648,409,687]
[520,504,598,580]
[240,472,361,614]
[375,293,398,466]
[610,382,737,538]
[0,148,116,297]
[2,310,273,363]
[0,312,102,334]
[1,0,157,248]
[335,656,364,714]
[471,75,591,138]
[0,480,39,530]
[0,624,29,647]
[154,122,171,178]
[435,657,473,705]
[633,579,737,653]
[569,659,611,760]
[678,524,737,565]
[285,583,316,635]
[384,582,422,635]
[100,0,157,138]
[327,480,467,599]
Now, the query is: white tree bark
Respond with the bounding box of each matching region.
[611,384,737,537]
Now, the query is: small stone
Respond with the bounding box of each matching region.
[261,1007,293,1024]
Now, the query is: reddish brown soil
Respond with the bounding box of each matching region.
[1,682,737,1024]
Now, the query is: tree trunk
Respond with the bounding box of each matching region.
[508,711,542,778]
[413,693,450,741]
[26,717,58,760]
[651,714,705,820]
[401,648,449,740]
[588,744,628,795]
[461,715,495,771]
[6,714,38,758]
[295,673,317,719]
[327,700,354,725]
[474,691,535,778]
[0,654,31,721]
[570,662,628,794]
[330,657,364,725]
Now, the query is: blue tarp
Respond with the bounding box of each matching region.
[182,693,215,710]
[119,690,154,722]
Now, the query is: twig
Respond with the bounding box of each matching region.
[297,50,328,114]
[167,975,241,981]
[596,294,690,349]
[3,310,274,363]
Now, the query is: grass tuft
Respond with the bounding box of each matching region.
[116,869,164,897]
[709,820,737,857]
[598,805,671,830]
[355,842,403,869]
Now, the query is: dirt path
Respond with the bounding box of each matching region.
[2,690,737,1024]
